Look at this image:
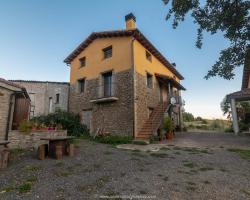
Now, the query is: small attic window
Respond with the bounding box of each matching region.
[103,46,112,59]
[79,57,86,67]
[146,51,152,62]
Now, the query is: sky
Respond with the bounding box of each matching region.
[0,0,243,119]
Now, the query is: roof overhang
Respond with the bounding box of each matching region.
[226,88,250,102]
[155,73,186,91]
[0,78,30,100]
[64,29,184,80]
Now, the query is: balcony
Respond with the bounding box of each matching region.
[90,83,118,104]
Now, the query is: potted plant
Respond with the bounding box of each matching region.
[163,117,175,140]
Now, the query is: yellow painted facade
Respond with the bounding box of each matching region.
[70,37,133,84]
[70,35,181,85]
[133,40,180,83]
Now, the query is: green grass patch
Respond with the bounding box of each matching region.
[183,161,196,168]
[199,167,214,171]
[228,148,250,160]
[18,182,32,194]
[54,170,73,177]
[54,161,65,167]
[160,147,170,151]
[26,176,38,183]
[150,153,168,158]
[241,190,250,197]
[0,185,15,193]
[92,135,133,145]
[25,165,42,172]
[132,141,148,145]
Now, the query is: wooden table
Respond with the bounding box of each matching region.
[40,136,74,159]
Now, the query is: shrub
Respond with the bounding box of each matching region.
[210,120,221,130]
[163,117,175,132]
[18,120,32,134]
[132,140,148,145]
[239,122,249,132]
[18,182,32,193]
[182,126,188,132]
[31,110,88,137]
[92,135,133,145]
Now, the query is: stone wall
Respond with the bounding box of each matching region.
[69,69,134,136]
[8,130,67,149]
[134,72,161,136]
[11,81,69,117]
[0,88,13,140]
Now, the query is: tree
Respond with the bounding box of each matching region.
[221,96,250,120]
[162,0,250,80]
[221,97,232,119]
[183,112,195,122]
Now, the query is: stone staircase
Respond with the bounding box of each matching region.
[135,102,169,141]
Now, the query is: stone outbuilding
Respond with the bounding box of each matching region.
[10,80,69,117]
[0,78,30,140]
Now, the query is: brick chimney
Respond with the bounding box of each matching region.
[125,13,136,30]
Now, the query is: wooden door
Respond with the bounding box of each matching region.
[12,97,30,130]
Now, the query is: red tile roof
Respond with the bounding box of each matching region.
[0,78,24,89]
[0,78,30,98]
[64,29,184,80]
[155,73,186,90]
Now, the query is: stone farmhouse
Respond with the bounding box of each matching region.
[64,13,186,140]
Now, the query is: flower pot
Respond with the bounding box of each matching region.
[166,132,173,140]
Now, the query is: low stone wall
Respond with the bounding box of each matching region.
[8,130,67,149]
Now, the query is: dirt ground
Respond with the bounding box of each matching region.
[0,132,250,200]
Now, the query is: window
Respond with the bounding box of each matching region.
[49,97,53,113]
[79,57,86,67]
[78,79,85,93]
[146,73,153,88]
[103,72,112,97]
[56,93,60,104]
[146,51,152,62]
[103,46,112,59]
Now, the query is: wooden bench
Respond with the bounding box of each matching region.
[0,141,10,169]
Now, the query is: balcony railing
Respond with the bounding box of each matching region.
[90,83,118,103]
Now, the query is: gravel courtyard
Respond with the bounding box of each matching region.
[0,132,250,200]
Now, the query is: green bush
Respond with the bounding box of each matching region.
[18,182,32,193]
[18,120,32,134]
[210,120,221,130]
[224,126,233,133]
[239,122,249,132]
[163,117,175,132]
[31,110,88,137]
[92,135,133,145]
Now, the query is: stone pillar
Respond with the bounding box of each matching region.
[231,98,239,135]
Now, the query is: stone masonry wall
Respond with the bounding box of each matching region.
[8,130,67,149]
[0,88,12,140]
[134,72,160,136]
[69,69,134,136]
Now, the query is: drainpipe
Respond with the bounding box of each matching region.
[5,92,15,140]
[131,38,136,138]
